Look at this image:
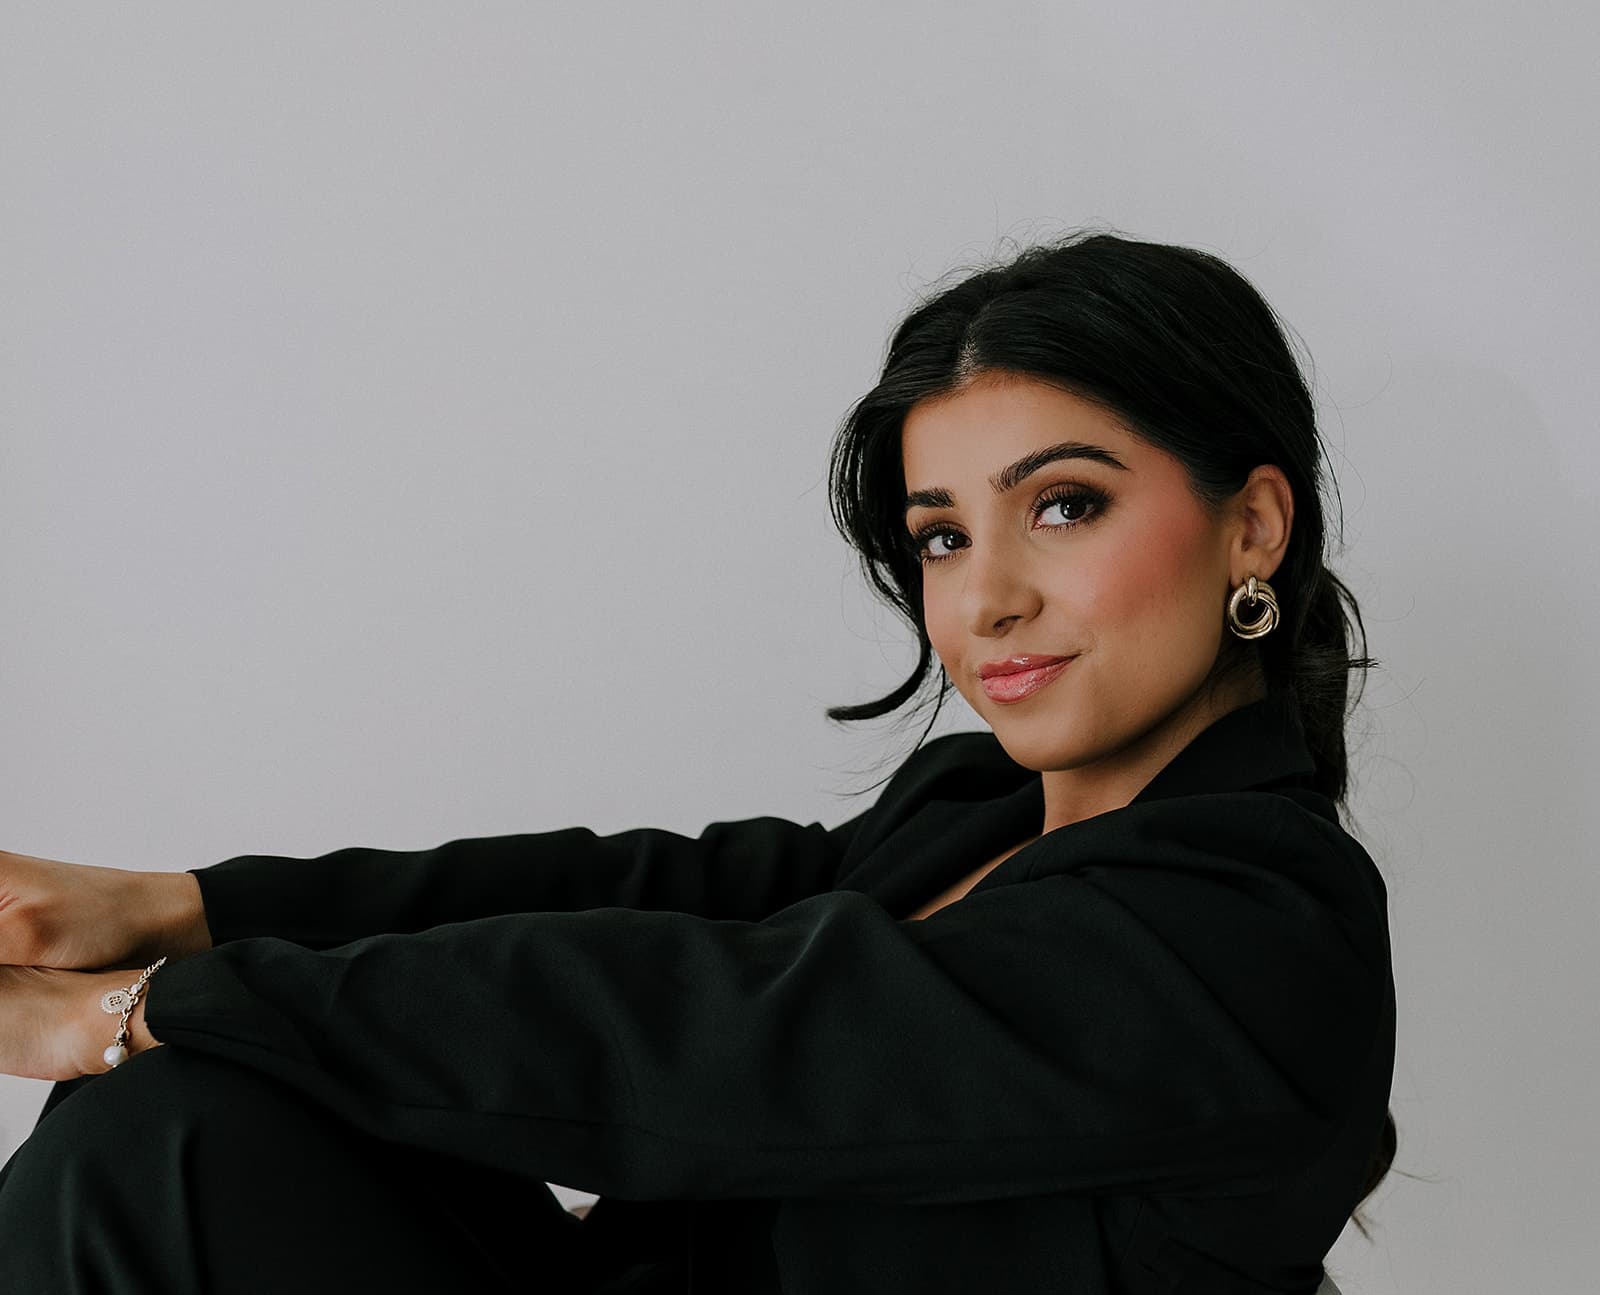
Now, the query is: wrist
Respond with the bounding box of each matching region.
[133,871,212,964]
[86,962,166,1073]
[126,991,159,1057]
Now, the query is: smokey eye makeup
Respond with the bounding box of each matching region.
[908,483,1111,565]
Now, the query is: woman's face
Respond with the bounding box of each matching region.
[901,372,1274,778]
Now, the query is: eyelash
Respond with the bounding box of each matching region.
[908,484,1109,565]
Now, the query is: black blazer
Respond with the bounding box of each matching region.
[144,692,1395,1294]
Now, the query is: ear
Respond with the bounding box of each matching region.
[1228,465,1294,584]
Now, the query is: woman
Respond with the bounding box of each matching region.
[0,230,1395,1294]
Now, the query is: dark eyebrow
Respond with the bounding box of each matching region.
[903,440,1129,515]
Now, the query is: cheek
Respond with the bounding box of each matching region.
[921,585,976,689]
[1077,510,1219,631]
[922,594,961,658]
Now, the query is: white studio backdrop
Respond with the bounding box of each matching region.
[3,4,1596,1291]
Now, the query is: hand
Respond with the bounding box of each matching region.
[0,965,162,1082]
[0,849,212,971]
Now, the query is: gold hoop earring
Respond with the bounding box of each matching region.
[1226,574,1280,640]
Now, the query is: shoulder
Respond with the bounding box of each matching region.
[894,728,1024,788]
[867,728,1030,814]
[827,730,1028,869]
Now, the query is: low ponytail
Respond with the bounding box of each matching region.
[1282,566,1378,809]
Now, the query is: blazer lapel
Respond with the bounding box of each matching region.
[1127,690,1317,805]
[838,691,1321,918]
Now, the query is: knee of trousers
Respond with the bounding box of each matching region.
[3,1047,299,1201]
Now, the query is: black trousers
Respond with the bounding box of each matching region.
[0,1047,694,1294]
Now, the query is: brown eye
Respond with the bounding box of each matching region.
[911,527,967,564]
[1034,486,1107,529]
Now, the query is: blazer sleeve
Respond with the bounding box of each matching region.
[189,808,876,948]
[142,794,1392,1206]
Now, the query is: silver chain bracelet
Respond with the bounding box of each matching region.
[99,956,168,1068]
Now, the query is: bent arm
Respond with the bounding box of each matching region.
[142,850,1388,1205]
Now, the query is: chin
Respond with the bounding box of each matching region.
[982,719,1085,773]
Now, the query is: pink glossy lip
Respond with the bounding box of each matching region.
[979,656,1075,703]
[976,654,1074,680]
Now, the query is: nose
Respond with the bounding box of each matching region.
[959,530,1043,638]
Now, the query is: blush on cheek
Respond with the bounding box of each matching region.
[1084,510,1212,623]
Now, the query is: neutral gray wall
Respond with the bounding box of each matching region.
[3,3,1595,1289]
